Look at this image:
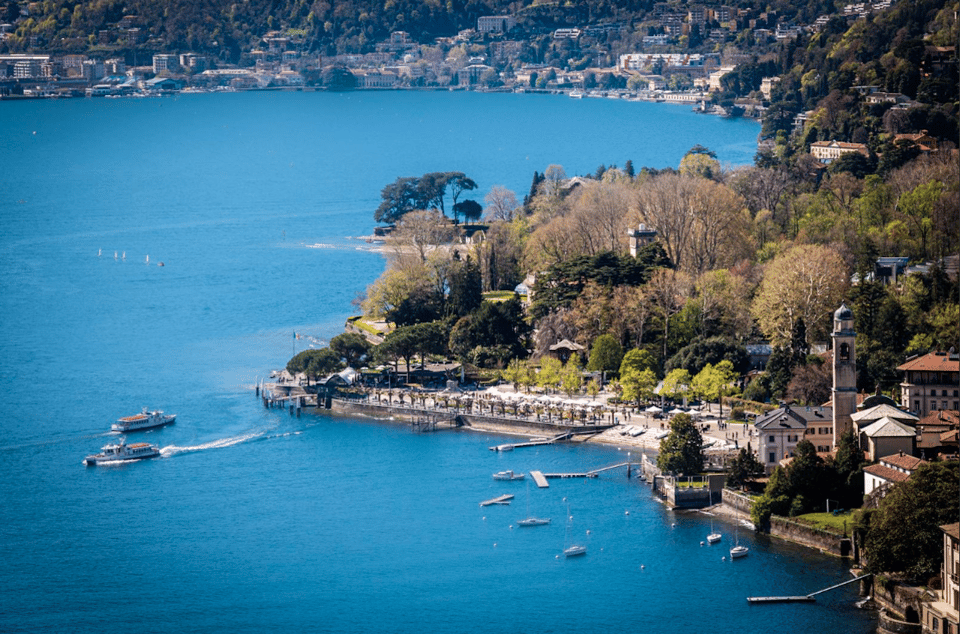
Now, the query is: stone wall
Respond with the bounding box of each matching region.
[878,610,923,634]
[768,516,852,557]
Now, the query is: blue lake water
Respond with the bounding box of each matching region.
[0,91,874,633]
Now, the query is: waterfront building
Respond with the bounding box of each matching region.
[922,523,960,634]
[862,452,926,496]
[152,53,178,74]
[832,303,857,447]
[897,351,960,417]
[755,404,833,473]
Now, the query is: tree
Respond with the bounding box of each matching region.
[619,347,659,377]
[330,332,372,368]
[666,336,750,376]
[484,185,520,221]
[679,145,720,179]
[446,255,482,318]
[752,244,849,346]
[560,357,583,396]
[661,368,692,401]
[786,359,831,405]
[388,210,455,263]
[586,334,623,378]
[453,199,483,223]
[785,440,828,515]
[322,65,356,90]
[727,448,765,489]
[657,413,703,476]
[619,367,657,407]
[691,360,739,418]
[375,176,421,224]
[863,461,959,581]
[286,348,343,385]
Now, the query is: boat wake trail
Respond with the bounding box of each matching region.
[161,431,263,457]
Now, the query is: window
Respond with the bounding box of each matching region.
[932,617,939,632]
[769,452,776,463]
[769,435,775,443]
[839,342,850,360]
[915,400,920,411]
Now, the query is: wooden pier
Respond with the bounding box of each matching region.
[747,574,871,604]
[479,494,514,507]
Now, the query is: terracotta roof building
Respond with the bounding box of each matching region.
[809,140,870,163]
[897,351,960,417]
[863,452,926,496]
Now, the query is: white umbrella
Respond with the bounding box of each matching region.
[669,407,685,414]
[645,406,663,413]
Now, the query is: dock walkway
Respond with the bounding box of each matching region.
[746,574,871,603]
[480,494,514,507]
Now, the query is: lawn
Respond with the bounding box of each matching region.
[794,511,858,534]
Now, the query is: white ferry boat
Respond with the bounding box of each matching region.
[492,470,525,481]
[112,408,176,432]
[84,439,161,465]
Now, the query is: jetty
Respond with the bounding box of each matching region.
[489,431,572,452]
[526,461,638,489]
[480,494,514,506]
[747,573,872,603]
[529,470,549,488]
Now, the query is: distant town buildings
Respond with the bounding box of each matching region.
[477,16,516,34]
[809,139,870,163]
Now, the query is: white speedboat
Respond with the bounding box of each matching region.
[493,470,525,481]
[518,517,551,527]
[112,408,176,432]
[84,439,160,465]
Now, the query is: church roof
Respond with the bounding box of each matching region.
[834,302,853,321]
[862,417,917,438]
[851,403,919,424]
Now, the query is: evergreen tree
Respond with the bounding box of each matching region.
[657,413,703,476]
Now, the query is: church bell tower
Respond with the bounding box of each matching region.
[832,302,857,448]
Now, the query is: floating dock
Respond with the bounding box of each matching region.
[489,432,572,452]
[746,596,816,604]
[529,470,549,488]
[747,574,871,604]
[479,494,514,506]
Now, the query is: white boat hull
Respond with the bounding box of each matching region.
[564,545,587,557]
[112,409,176,432]
[707,533,721,544]
[517,518,550,527]
[84,440,160,465]
[730,545,749,559]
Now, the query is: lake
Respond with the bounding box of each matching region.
[0,90,875,633]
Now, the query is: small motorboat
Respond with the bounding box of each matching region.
[492,470,525,481]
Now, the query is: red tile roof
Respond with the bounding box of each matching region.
[880,453,924,471]
[864,464,910,483]
[918,410,960,428]
[897,352,960,372]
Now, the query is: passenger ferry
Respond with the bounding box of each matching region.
[84,439,161,465]
[112,408,176,432]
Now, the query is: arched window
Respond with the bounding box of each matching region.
[839,342,850,361]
